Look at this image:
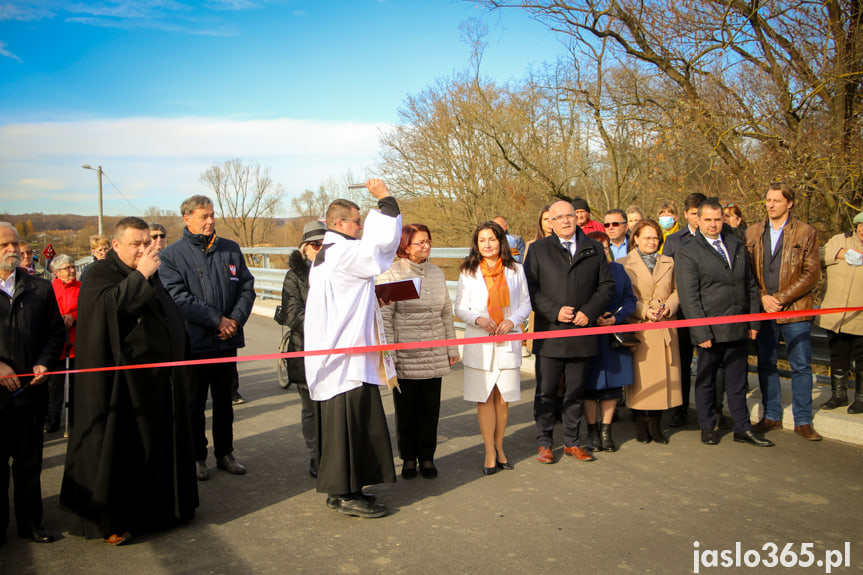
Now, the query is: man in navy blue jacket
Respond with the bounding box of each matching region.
[160,196,256,481]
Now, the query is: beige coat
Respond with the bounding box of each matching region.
[619,251,683,410]
[816,232,863,336]
[379,257,459,380]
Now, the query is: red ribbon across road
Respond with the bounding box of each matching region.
[6,305,861,380]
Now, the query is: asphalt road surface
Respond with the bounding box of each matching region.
[3,314,861,574]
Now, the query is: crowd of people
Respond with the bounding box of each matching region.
[1,180,861,541]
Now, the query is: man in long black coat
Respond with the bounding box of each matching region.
[61,217,198,544]
[0,222,66,546]
[524,200,615,464]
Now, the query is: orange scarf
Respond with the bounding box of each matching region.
[480,259,510,325]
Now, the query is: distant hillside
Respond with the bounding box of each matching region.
[1,213,100,232]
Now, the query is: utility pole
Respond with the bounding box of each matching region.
[82,164,104,235]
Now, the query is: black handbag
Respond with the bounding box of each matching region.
[273,304,287,326]
[610,330,640,349]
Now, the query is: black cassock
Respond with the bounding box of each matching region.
[60,250,198,538]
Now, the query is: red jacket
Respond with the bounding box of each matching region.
[52,277,81,359]
[579,219,605,235]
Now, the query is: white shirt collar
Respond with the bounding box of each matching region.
[0,270,16,299]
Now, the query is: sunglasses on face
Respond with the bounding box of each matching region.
[308,241,323,248]
[604,221,625,228]
[151,233,166,239]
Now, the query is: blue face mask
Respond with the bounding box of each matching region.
[659,216,675,230]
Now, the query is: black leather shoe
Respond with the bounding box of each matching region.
[308,458,318,478]
[419,460,438,478]
[44,421,60,434]
[496,460,514,471]
[482,466,499,476]
[19,527,56,544]
[401,459,418,479]
[701,429,719,445]
[216,454,247,475]
[336,496,388,518]
[326,492,376,509]
[733,430,775,447]
[196,461,209,481]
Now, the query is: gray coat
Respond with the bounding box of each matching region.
[379,258,458,380]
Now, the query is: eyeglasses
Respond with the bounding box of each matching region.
[308,241,323,248]
[410,240,432,247]
[340,218,361,225]
[603,221,626,228]
[57,266,75,272]
[151,233,166,239]
[722,203,737,208]
[549,213,576,223]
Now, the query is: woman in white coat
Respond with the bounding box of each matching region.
[455,221,532,475]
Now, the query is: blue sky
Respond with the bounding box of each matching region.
[0,1,566,218]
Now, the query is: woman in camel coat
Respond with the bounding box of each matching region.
[618,219,683,443]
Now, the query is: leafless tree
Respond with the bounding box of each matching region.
[200,159,284,248]
[479,0,863,231]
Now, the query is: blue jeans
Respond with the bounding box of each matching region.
[756,320,813,425]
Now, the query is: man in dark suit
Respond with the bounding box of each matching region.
[0,222,65,546]
[675,199,773,446]
[524,200,615,464]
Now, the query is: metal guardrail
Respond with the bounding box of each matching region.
[247,246,470,327]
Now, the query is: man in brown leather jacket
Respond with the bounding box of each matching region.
[745,182,822,441]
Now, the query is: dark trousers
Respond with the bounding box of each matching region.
[534,356,589,448]
[694,341,753,434]
[392,378,442,462]
[46,357,73,427]
[827,330,863,375]
[0,406,45,536]
[188,350,236,461]
[678,327,694,409]
[296,383,316,458]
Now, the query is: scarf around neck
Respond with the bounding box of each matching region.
[636,247,658,273]
[480,258,510,324]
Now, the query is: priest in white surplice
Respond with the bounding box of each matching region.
[304,179,401,518]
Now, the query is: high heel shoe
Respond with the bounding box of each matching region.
[496,460,514,470]
[482,466,499,476]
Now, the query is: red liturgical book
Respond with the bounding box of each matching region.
[375,277,421,302]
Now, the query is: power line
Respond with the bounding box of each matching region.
[102,171,142,214]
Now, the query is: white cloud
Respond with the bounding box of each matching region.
[0,2,56,22]
[0,40,21,62]
[15,177,66,190]
[0,116,390,217]
[0,116,387,158]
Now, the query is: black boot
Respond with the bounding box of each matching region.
[647,411,669,444]
[632,410,651,443]
[822,368,849,410]
[600,423,617,452]
[848,368,863,414]
[586,423,602,451]
[668,405,687,428]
